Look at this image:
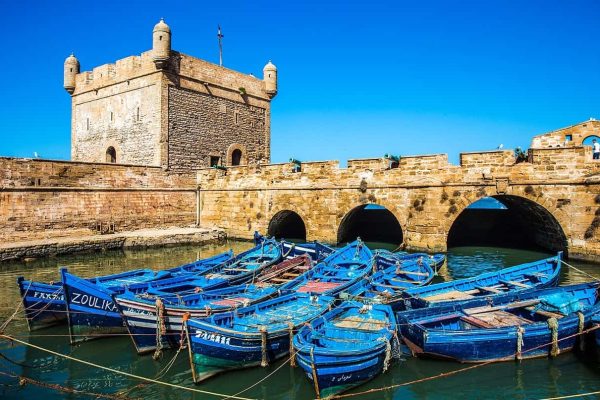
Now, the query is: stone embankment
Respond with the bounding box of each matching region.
[0,227,226,262]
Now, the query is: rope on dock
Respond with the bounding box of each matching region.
[0,334,256,400]
[330,324,600,399]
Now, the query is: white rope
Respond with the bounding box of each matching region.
[560,259,600,281]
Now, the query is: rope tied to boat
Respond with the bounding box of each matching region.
[260,326,268,367]
[310,346,321,399]
[288,322,296,367]
[378,336,392,372]
[204,305,212,316]
[577,312,585,351]
[547,317,559,357]
[282,242,294,259]
[516,326,525,360]
[153,298,167,361]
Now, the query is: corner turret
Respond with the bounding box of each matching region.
[263,60,277,98]
[64,54,80,94]
[152,18,171,69]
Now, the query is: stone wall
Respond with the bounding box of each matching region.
[167,85,268,170]
[197,147,600,261]
[0,158,196,241]
[531,119,600,148]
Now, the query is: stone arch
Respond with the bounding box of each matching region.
[267,209,307,241]
[582,135,600,147]
[101,140,121,164]
[227,143,247,166]
[337,203,404,246]
[446,193,569,254]
[105,146,117,163]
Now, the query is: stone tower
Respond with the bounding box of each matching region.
[65,20,277,170]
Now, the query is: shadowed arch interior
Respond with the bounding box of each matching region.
[337,204,403,246]
[267,210,307,241]
[447,195,568,254]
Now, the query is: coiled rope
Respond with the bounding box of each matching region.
[152,298,167,361]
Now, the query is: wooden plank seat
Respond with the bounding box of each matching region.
[465,310,532,328]
[464,300,540,316]
[525,306,565,319]
[500,280,530,289]
[333,317,387,331]
[422,290,475,302]
[223,267,251,272]
[399,271,430,277]
[267,277,291,283]
[476,286,504,294]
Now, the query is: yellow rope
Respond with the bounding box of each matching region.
[516,326,524,360]
[0,334,256,400]
[547,317,559,357]
[577,312,585,352]
[260,326,268,367]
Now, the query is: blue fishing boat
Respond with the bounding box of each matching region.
[377,249,446,272]
[114,254,314,354]
[353,255,435,306]
[396,252,562,310]
[16,251,233,331]
[398,281,599,362]
[591,314,600,347]
[254,232,334,261]
[280,240,373,296]
[62,240,281,343]
[186,292,335,383]
[293,302,397,399]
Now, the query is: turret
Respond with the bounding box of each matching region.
[64,54,80,94]
[152,18,171,69]
[263,60,277,98]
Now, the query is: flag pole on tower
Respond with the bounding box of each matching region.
[218,25,224,66]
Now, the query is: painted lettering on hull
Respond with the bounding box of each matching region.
[71,292,118,313]
[194,329,231,345]
[33,291,64,301]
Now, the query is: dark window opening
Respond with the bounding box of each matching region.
[447,196,567,255]
[210,156,220,167]
[110,112,113,122]
[231,149,242,166]
[565,135,572,142]
[106,147,116,163]
[268,210,307,241]
[136,107,140,121]
[337,204,403,247]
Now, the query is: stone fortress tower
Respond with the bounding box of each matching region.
[64,19,277,170]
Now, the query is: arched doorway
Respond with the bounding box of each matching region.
[447,195,568,254]
[267,210,307,241]
[232,149,242,166]
[337,204,403,246]
[106,147,116,163]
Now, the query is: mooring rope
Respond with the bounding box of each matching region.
[516,326,525,360]
[152,298,167,361]
[0,334,256,400]
[577,312,585,351]
[260,326,268,367]
[560,259,600,281]
[547,317,559,357]
[535,390,600,400]
[329,324,600,399]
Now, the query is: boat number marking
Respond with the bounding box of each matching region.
[194,329,231,345]
[33,291,64,301]
[71,293,118,313]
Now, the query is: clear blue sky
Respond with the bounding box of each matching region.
[1,0,599,164]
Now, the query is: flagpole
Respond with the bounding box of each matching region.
[218,25,224,66]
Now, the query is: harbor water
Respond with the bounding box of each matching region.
[1,241,600,399]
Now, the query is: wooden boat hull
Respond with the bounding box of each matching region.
[398,282,599,363]
[186,293,334,383]
[396,252,562,310]
[17,278,66,331]
[294,302,396,399]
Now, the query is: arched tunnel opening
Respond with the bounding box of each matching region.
[447,196,568,254]
[337,204,403,246]
[267,210,307,241]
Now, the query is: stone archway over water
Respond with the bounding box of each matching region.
[447,195,568,255]
[337,204,403,246]
[267,210,307,241]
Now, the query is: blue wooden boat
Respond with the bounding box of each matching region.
[114,254,314,354]
[353,255,435,306]
[280,240,373,296]
[293,302,397,399]
[396,252,562,310]
[254,231,334,261]
[591,314,600,347]
[377,249,446,272]
[62,240,281,343]
[186,292,335,383]
[16,250,233,331]
[398,281,599,362]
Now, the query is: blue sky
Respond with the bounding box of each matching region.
[1,1,599,164]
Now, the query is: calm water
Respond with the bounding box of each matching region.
[1,242,600,399]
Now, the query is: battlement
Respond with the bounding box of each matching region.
[530,119,600,148]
